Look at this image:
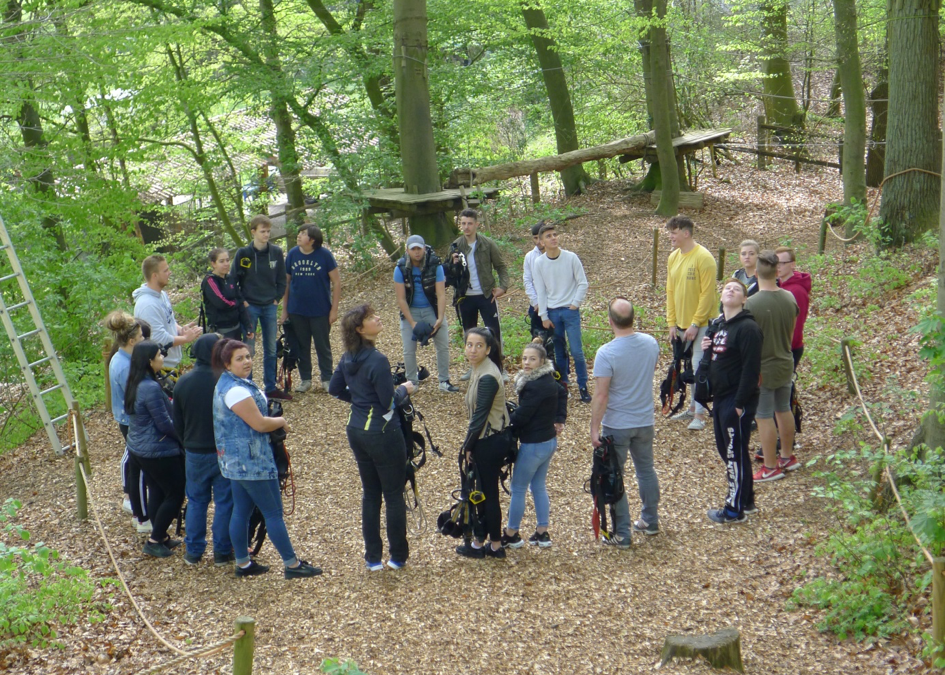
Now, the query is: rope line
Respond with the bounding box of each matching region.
[863,167,942,233]
[841,345,935,566]
[136,631,246,675]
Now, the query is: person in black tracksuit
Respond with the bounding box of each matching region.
[703,279,763,523]
[201,248,252,340]
[329,304,414,571]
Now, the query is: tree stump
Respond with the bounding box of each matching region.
[660,627,744,672]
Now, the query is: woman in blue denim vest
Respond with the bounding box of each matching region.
[329,304,415,571]
[211,338,322,580]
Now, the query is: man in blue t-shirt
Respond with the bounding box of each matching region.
[280,224,341,393]
[590,297,661,548]
[394,235,457,392]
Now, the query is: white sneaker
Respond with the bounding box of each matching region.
[688,417,706,431]
[439,380,459,393]
[670,409,694,422]
[459,369,472,382]
[321,381,331,393]
[133,518,153,534]
[122,498,133,515]
[295,380,313,393]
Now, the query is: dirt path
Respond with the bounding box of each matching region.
[0,163,932,674]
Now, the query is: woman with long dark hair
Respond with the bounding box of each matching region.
[212,338,321,579]
[201,248,253,340]
[456,327,510,560]
[125,340,185,558]
[328,305,415,571]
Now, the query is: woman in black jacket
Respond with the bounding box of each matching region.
[502,339,567,549]
[201,248,253,340]
[328,304,415,571]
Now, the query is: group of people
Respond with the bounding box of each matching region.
[105,209,812,572]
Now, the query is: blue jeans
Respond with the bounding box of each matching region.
[184,451,233,559]
[230,478,297,568]
[246,303,278,392]
[603,425,659,540]
[547,307,588,388]
[506,438,557,531]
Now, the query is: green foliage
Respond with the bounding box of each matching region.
[0,499,110,648]
[846,252,918,301]
[321,658,368,674]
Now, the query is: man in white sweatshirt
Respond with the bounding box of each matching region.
[533,223,591,403]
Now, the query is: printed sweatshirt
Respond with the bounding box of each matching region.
[707,309,763,409]
[232,243,286,305]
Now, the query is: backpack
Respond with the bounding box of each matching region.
[436,452,482,542]
[276,321,300,392]
[790,375,803,433]
[584,436,624,540]
[693,319,721,410]
[660,337,692,417]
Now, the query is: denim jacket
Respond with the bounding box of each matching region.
[213,371,277,481]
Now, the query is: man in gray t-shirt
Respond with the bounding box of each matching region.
[590,297,661,548]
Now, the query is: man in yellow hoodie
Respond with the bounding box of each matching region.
[665,216,718,431]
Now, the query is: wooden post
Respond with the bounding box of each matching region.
[652,228,659,287]
[819,217,828,254]
[102,341,112,415]
[756,116,767,170]
[933,558,945,665]
[529,172,540,205]
[717,247,726,281]
[71,401,91,476]
[840,338,856,395]
[709,145,718,179]
[74,455,87,521]
[233,617,256,675]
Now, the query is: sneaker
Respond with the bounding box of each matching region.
[161,538,182,550]
[235,561,270,578]
[213,551,236,567]
[754,447,765,462]
[143,541,173,558]
[579,387,592,404]
[133,518,153,534]
[778,455,800,472]
[366,561,384,572]
[632,519,660,536]
[266,389,293,401]
[321,381,331,393]
[601,533,631,549]
[707,508,748,524]
[484,545,506,559]
[455,543,485,559]
[285,560,323,579]
[295,380,313,393]
[386,560,406,570]
[753,465,785,482]
[528,531,552,548]
[439,380,459,393]
[687,417,706,431]
[122,497,133,515]
[670,409,694,422]
[183,551,202,566]
[459,369,472,382]
[501,532,524,549]
[743,503,759,516]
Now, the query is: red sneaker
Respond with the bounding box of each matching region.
[753,465,784,482]
[778,455,800,472]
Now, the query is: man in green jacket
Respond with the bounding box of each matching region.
[447,207,509,332]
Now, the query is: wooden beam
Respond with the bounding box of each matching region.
[719,144,840,170]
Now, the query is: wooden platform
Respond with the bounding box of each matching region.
[363,187,500,218]
[619,128,733,163]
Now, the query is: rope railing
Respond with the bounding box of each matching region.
[841,344,935,565]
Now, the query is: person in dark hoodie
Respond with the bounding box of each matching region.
[329,305,415,571]
[775,246,811,371]
[173,333,235,567]
[702,279,763,523]
[501,339,567,550]
[201,248,253,341]
[231,215,289,400]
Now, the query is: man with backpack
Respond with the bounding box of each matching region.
[394,235,458,392]
[590,297,661,547]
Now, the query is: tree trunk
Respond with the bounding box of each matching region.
[825,69,842,118]
[393,0,452,247]
[879,0,941,248]
[649,0,679,216]
[832,0,867,220]
[259,0,307,245]
[521,1,592,196]
[866,79,888,187]
[760,2,802,128]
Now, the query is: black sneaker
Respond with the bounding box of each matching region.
[213,551,236,567]
[528,531,552,548]
[161,537,182,550]
[579,387,592,404]
[743,503,759,516]
[501,532,524,549]
[266,389,293,401]
[143,541,173,558]
[484,545,506,559]
[285,560,322,579]
[235,561,270,578]
[183,551,202,565]
[754,447,764,462]
[707,508,747,524]
[455,543,485,559]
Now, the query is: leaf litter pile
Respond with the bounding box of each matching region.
[0,162,936,674]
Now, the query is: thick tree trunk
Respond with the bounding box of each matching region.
[393,0,453,247]
[879,0,941,248]
[760,2,802,128]
[832,0,867,219]
[649,0,679,216]
[826,70,842,118]
[866,79,888,187]
[521,1,592,196]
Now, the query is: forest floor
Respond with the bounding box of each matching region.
[0,159,937,674]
